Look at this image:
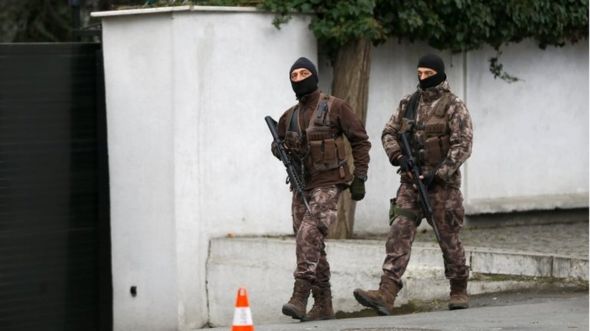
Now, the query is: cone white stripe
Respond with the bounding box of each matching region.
[232,307,253,326]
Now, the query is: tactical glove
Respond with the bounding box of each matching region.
[350,176,366,201]
[389,151,401,166]
[398,156,411,172]
[421,171,436,188]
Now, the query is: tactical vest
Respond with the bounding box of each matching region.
[401,92,454,167]
[284,94,348,178]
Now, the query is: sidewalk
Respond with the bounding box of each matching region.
[413,220,588,259]
[205,220,589,327]
[205,291,588,331]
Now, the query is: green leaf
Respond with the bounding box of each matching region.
[259,0,588,60]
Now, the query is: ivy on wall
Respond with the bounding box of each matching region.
[259,0,588,81]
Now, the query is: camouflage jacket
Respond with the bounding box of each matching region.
[382,81,473,188]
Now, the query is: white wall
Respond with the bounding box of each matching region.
[96,5,589,329]
[96,6,314,330]
[465,41,589,212]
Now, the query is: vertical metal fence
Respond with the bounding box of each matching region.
[0,43,111,331]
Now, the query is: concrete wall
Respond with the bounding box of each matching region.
[95,5,589,330]
[96,6,314,330]
[464,42,589,212]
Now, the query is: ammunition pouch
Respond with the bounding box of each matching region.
[415,93,453,166]
[305,95,349,178]
[306,126,346,173]
[420,135,450,166]
[283,94,350,179]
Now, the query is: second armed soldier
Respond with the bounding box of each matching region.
[353,53,473,315]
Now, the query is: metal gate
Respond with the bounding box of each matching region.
[0,43,111,331]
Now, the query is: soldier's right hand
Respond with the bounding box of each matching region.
[270,142,281,160]
[397,155,411,172]
[388,151,401,166]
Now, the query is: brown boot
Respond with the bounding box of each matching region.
[282,279,312,320]
[353,275,401,315]
[303,283,335,321]
[448,278,469,310]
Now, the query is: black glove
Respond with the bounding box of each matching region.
[398,155,411,172]
[350,176,366,201]
[421,171,436,188]
[389,151,401,165]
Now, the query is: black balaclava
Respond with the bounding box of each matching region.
[417,54,446,89]
[290,57,319,99]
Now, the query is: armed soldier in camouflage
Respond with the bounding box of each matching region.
[353,54,473,315]
[271,57,371,321]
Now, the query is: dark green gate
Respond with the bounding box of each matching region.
[0,43,111,331]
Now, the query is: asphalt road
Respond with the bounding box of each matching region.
[204,288,589,331]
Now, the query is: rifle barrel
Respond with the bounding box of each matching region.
[400,132,441,243]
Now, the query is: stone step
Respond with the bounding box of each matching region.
[206,237,588,326]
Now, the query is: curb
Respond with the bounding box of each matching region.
[206,237,588,327]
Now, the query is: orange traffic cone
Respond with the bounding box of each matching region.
[232,288,254,331]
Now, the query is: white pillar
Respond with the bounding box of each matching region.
[94,6,315,330]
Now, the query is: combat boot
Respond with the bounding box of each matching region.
[303,283,334,321]
[448,278,469,310]
[282,279,312,320]
[353,275,400,315]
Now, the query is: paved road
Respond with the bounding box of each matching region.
[206,290,588,331]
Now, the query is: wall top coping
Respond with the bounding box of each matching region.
[91,5,259,18]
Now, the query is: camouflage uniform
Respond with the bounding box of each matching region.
[381,81,473,286]
[275,90,371,284]
[291,185,341,282]
[278,58,370,320]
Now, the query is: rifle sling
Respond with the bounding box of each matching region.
[404,91,421,124]
[401,91,420,160]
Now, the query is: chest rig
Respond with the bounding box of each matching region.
[401,91,453,167]
[284,94,348,178]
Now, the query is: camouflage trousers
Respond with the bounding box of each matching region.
[383,183,469,286]
[291,185,342,283]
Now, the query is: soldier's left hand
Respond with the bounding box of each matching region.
[350,176,366,201]
[419,172,436,188]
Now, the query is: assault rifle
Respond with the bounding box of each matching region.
[265,116,311,214]
[399,132,441,244]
